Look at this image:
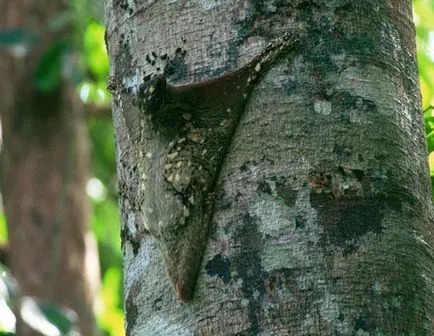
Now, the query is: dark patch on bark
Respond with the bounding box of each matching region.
[330,3,383,62]
[125,281,139,335]
[120,223,140,255]
[295,213,305,228]
[234,0,266,40]
[114,0,132,13]
[164,50,188,82]
[228,1,269,73]
[260,155,274,165]
[275,181,297,206]
[233,214,265,334]
[225,42,243,76]
[129,236,140,255]
[264,268,292,300]
[334,202,384,252]
[257,180,272,194]
[309,167,385,252]
[281,68,298,94]
[152,295,163,311]
[313,196,384,254]
[309,164,422,255]
[354,315,375,332]
[341,32,375,61]
[120,33,129,50]
[205,254,231,284]
[352,168,364,181]
[120,228,126,251]
[333,92,378,122]
[215,187,232,210]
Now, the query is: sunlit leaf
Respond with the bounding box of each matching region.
[97,268,124,336]
[0,213,8,243]
[84,22,109,80]
[427,130,434,152]
[91,200,121,258]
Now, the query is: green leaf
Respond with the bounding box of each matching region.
[0,331,15,335]
[97,268,124,336]
[84,22,109,80]
[0,213,7,243]
[427,130,434,152]
[91,200,121,263]
[33,40,69,91]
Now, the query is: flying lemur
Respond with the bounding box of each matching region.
[118,30,303,302]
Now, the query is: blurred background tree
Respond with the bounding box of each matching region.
[0,0,120,335]
[0,0,433,335]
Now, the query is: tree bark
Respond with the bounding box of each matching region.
[106,0,434,335]
[0,1,99,335]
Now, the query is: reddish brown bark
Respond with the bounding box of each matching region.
[0,1,98,335]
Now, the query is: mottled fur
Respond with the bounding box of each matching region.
[137,31,302,302]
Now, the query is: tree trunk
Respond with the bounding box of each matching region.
[0,1,99,335]
[106,1,434,335]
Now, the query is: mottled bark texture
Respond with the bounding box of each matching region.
[106,0,434,335]
[0,1,99,335]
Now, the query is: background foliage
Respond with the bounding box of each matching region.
[0,1,434,335]
[415,0,434,176]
